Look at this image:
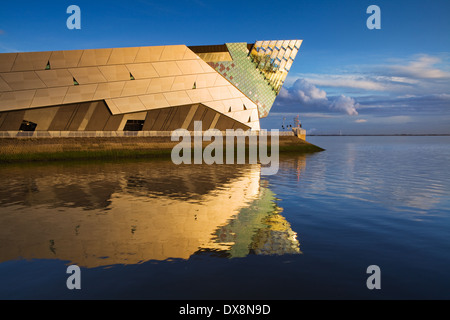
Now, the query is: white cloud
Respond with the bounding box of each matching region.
[276,54,450,121]
[279,78,327,104]
[278,79,360,116]
[284,54,450,97]
[355,119,367,123]
[302,74,391,91]
[386,55,450,79]
[330,95,359,116]
[377,115,413,124]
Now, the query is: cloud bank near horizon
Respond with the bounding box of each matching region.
[278,79,360,116]
[275,54,450,119]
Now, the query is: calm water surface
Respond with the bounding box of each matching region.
[0,136,449,299]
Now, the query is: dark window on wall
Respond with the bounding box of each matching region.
[123,120,144,131]
[19,120,37,132]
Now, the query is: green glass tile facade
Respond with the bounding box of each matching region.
[208,41,301,118]
[208,43,276,118]
[249,40,302,95]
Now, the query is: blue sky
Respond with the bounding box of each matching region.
[1,0,449,134]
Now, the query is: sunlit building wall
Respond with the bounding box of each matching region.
[0,40,301,133]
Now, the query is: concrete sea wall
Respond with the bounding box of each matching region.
[0,131,323,163]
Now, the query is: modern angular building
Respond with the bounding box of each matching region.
[0,40,301,134]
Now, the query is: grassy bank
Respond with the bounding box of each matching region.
[0,136,324,163]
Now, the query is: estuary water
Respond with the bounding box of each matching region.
[0,136,449,299]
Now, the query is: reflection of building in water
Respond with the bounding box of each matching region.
[250,212,301,256]
[279,154,307,171]
[0,161,301,268]
[205,183,300,258]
